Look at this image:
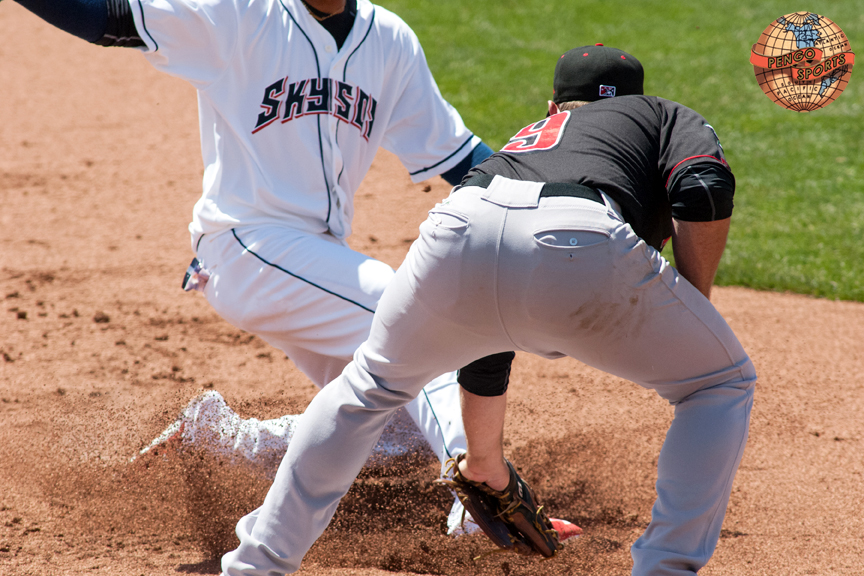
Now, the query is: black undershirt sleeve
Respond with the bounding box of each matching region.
[667,162,735,222]
[15,0,107,42]
[15,0,143,47]
[441,142,494,186]
[457,352,516,397]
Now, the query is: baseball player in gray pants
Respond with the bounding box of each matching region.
[220,45,757,576]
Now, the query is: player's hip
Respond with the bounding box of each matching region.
[193,225,394,343]
[196,225,393,295]
[404,177,639,336]
[417,175,633,277]
[411,182,754,395]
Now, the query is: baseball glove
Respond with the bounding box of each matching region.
[438,453,562,558]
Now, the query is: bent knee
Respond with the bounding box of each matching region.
[656,356,757,404]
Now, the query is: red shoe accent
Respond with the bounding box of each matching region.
[550,518,582,541]
[155,421,185,456]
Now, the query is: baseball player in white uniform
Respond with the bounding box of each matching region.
[14,0,595,539]
[215,45,758,575]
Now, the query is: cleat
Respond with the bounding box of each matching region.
[128,390,299,480]
[447,489,581,542]
[131,419,186,464]
[129,390,232,464]
[449,497,582,543]
[550,518,582,541]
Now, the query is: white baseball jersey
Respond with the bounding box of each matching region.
[129,0,479,245]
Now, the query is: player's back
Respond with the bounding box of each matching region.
[468,96,728,250]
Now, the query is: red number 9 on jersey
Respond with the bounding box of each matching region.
[501,111,571,153]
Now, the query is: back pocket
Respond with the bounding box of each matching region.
[533,227,609,249]
[427,208,470,231]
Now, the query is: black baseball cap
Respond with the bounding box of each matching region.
[553,44,644,103]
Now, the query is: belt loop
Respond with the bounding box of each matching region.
[482,176,544,208]
[600,192,624,220]
[461,174,607,208]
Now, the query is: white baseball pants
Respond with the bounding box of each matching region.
[222,177,756,576]
[196,226,466,468]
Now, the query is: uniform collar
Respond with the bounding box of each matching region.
[287,0,375,55]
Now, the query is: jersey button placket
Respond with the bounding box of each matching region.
[327,58,346,229]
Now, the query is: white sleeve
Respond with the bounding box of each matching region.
[380,25,476,183]
[131,0,247,88]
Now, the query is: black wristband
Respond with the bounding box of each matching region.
[94,0,144,47]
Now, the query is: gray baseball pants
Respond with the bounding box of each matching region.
[222,176,756,576]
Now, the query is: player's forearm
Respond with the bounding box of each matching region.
[15,0,108,42]
[458,389,510,491]
[15,0,142,47]
[671,217,730,300]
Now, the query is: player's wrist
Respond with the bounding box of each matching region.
[458,453,510,491]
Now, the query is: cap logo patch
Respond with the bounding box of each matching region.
[599,85,617,97]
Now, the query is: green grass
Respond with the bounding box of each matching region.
[378,0,864,301]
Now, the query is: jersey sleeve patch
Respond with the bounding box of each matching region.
[501,111,571,153]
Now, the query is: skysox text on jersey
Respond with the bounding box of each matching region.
[253,76,378,139]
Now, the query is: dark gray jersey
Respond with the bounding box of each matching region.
[467,96,734,250]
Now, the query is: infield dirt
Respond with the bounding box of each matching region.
[2,4,864,575]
